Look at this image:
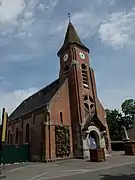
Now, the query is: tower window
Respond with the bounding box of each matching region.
[60,112,63,124]
[81,64,89,88]
[64,65,69,71]
[64,65,69,77]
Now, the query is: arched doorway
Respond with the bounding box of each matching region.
[89,130,100,149]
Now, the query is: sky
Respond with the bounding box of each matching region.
[0,0,135,115]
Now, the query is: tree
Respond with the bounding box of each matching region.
[105,99,135,141]
[105,108,133,141]
[121,99,135,119]
[105,109,123,141]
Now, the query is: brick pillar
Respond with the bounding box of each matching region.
[30,125,34,161]
[44,125,49,162]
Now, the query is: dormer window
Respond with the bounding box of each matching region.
[81,64,89,88]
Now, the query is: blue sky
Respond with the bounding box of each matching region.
[0,0,135,114]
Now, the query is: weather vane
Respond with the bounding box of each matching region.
[68,13,71,22]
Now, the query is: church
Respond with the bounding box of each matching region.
[6,20,111,162]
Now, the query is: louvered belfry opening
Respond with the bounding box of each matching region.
[81,64,89,88]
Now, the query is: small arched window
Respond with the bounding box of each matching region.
[15,127,19,144]
[81,64,89,88]
[60,112,63,124]
[25,123,29,143]
[64,65,69,72]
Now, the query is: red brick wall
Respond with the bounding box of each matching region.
[44,79,73,160]
[30,110,44,161]
[6,109,45,161]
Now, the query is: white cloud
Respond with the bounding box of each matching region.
[0,88,37,116]
[99,8,135,49]
[0,0,25,23]
[0,0,41,36]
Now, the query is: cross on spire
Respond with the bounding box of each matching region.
[68,13,71,22]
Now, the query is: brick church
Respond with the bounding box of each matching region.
[6,20,111,162]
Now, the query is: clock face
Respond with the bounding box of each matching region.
[63,54,68,61]
[79,52,85,60]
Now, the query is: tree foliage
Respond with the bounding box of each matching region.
[106,99,135,141]
[121,99,135,119]
[105,109,123,141]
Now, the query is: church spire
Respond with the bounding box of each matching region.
[57,16,89,56]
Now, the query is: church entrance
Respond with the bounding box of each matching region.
[89,130,100,149]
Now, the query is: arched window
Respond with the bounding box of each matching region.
[81,64,89,88]
[25,123,29,143]
[15,127,19,144]
[8,130,10,144]
[64,65,69,72]
[60,112,63,124]
[64,65,69,77]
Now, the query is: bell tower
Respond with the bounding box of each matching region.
[57,18,98,157]
[57,16,111,157]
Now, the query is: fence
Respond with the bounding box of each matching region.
[1,144,29,164]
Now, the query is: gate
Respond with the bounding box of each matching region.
[1,144,29,164]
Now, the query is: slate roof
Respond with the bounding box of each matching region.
[57,22,89,56]
[9,78,63,121]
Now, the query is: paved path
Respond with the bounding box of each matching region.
[2,152,135,180]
